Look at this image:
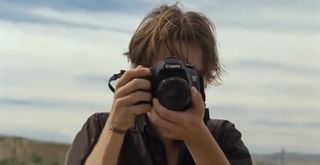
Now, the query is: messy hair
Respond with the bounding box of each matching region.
[124,4,222,84]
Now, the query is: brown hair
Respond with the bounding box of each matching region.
[124,4,222,84]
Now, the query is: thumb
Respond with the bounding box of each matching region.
[191,87,205,114]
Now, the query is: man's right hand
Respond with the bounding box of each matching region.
[107,65,152,132]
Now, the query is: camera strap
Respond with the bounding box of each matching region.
[108,70,126,93]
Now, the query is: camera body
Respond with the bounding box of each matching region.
[147,57,205,111]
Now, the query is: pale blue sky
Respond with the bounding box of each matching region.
[0,0,319,153]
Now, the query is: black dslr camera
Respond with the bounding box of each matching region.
[147,57,205,111]
[108,57,205,112]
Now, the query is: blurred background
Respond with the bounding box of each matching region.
[0,0,319,164]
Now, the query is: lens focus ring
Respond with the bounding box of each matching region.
[156,77,190,111]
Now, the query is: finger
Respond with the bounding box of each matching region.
[190,87,205,114]
[147,108,177,130]
[153,99,180,123]
[130,103,152,116]
[147,109,179,138]
[115,67,150,89]
[115,78,151,98]
[118,91,152,106]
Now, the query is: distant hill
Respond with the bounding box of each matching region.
[0,135,319,165]
[0,135,69,165]
[253,152,320,165]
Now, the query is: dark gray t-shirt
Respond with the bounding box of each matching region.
[66,112,252,165]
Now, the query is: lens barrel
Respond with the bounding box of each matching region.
[156,77,191,111]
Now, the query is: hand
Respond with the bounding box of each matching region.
[107,66,152,131]
[147,87,206,142]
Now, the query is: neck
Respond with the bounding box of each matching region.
[161,136,175,147]
[149,121,179,165]
[161,136,179,165]
[149,122,175,146]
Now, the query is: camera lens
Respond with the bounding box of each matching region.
[157,77,190,111]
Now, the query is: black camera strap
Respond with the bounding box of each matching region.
[108,70,126,93]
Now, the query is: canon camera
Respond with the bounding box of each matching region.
[146,57,205,111]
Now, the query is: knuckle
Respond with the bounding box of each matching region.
[140,80,151,90]
[114,89,121,98]
[130,78,151,91]
[135,67,145,72]
[126,69,135,76]
[115,98,126,106]
[112,101,122,112]
[159,110,168,118]
[132,68,144,77]
[143,79,151,88]
[113,100,121,109]
[115,81,121,89]
[128,79,141,90]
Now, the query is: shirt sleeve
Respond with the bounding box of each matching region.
[207,119,252,165]
[65,113,108,165]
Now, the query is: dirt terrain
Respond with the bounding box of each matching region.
[0,135,319,165]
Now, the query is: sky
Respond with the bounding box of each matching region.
[0,0,319,154]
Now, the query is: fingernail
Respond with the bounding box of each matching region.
[145,68,151,74]
[152,98,157,104]
[191,87,198,95]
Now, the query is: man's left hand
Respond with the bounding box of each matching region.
[147,86,207,142]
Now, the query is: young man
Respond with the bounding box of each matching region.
[66,4,252,165]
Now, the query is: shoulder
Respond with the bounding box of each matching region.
[76,112,109,146]
[65,112,109,165]
[85,112,109,128]
[206,119,252,165]
[76,112,109,137]
[206,119,241,141]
